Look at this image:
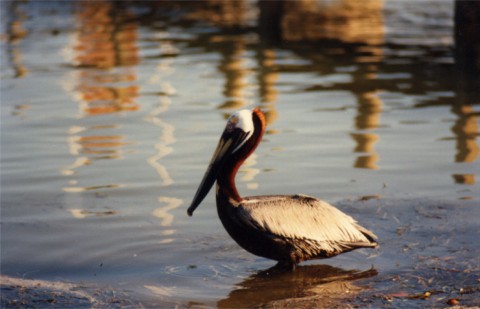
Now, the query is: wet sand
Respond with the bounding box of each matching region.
[343,197,480,308]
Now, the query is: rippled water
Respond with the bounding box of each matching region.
[1,1,479,307]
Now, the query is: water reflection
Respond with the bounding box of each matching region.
[68,0,139,116]
[144,44,182,242]
[452,2,480,185]
[145,94,175,187]
[351,91,383,169]
[73,1,139,69]
[61,0,140,204]
[451,104,479,164]
[217,264,377,308]
[4,1,28,78]
[257,48,280,127]
[186,0,254,28]
[217,36,252,110]
[451,103,479,185]
[69,208,117,219]
[152,197,183,244]
[454,1,480,106]
[61,124,127,192]
[147,92,182,243]
[280,0,384,44]
[254,0,387,170]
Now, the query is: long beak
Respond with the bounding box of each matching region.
[187,130,248,216]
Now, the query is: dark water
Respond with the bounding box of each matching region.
[1,1,479,307]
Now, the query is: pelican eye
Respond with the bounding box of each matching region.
[226,115,239,132]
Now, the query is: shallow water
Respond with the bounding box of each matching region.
[1,1,479,307]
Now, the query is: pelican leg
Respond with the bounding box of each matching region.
[274,260,297,271]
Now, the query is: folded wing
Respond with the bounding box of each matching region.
[237,194,378,253]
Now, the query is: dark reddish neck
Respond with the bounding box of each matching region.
[217,155,243,202]
[216,109,266,202]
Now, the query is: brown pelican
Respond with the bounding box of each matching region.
[188,108,378,269]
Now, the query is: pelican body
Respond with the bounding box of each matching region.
[188,108,378,269]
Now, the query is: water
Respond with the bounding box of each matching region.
[1,1,479,307]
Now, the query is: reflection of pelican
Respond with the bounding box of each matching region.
[188,108,378,269]
[218,264,377,308]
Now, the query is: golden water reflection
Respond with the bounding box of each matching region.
[257,48,280,128]
[61,124,126,173]
[61,1,140,211]
[451,104,479,185]
[186,0,253,28]
[74,1,139,69]
[281,0,384,45]
[217,264,377,308]
[69,0,140,116]
[217,36,252,110]
[56,0,479,211]
[452,104,480,164]
[4,1,28,78]
[352,91,383,170]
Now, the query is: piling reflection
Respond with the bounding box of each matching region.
[257,48,280,128]
[452,2,480,185]
[187,0,253,28]
[74,1,139,69]
[217,264,377,308]
[61,0,140,199]
[280,0,384,44]
[451,104,479,185]
[4,1,28,78]
[217,36,251,110]
[259,0,386,169]
[351,91,383,169]
[70,1,139,115]
[61,124,128,192]
[451,105,479,165]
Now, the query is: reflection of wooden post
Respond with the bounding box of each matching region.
[6,1,28,78]
[72,1,140,115]
[258,0,284,41]
[454,0,480,105]
[257,49,279,126]
[453,1,480,183]
[351,92,382,170]
[281,0,383,44]
[451,104,479,167]
[217,40,248,110]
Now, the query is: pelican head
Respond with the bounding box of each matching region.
[187,108,265,216]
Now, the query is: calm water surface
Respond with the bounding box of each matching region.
[1,1,479,307]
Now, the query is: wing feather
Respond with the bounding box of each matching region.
[237,195,377,252]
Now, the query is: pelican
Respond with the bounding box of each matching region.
[188,108,378,269]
